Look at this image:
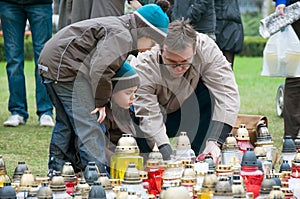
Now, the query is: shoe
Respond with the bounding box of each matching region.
[3,114,25,127]
[40,114,54,127]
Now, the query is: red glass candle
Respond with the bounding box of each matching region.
[240,148,264,198]
[240,166,264,198]
[290,165,300,198]
[65,179,76,195]
[145,164,163,196]
[237,140,254,153]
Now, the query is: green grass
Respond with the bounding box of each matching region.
[0,57,285,177]
[234,57,285,152]
[0,61,52,177]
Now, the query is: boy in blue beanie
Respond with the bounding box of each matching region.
[104,62,140,163]
[39,4,169,174]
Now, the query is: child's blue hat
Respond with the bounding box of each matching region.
[135,4,169,35]
[112,62,140,93]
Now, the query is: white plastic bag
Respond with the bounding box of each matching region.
[262,25,300,77]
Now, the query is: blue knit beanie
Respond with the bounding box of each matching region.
[136,4,169,34]
[112,62,140,93]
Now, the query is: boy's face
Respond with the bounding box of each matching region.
[112,86,138,109]
[137,37,156,52]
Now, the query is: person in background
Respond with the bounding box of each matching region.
[214,0,244,68]
[276,0,300,139]
[38,4,169,174]
[0,0,54,127]
[131,20,240,163]
[171,0,216,40]
[55,0,126,30]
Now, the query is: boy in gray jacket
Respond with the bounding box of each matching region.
[38,4,169,174]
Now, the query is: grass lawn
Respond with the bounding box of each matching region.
[0,61,53,177]
[0,57,285,177]
[234,57,285,152]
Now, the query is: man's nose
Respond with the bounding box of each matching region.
[175,66,184,72]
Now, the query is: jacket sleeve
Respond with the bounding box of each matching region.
[131,53,171,148]
[206,121,232,144]
[197,34,240,142]
[186,0,210,23]
[90,29,132,108]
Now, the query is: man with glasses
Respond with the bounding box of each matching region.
[131,20,240,163]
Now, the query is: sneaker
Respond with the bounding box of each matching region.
[3,114,25,127]
[40,114,54,127]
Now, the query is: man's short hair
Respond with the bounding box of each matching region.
[163,20,197,52]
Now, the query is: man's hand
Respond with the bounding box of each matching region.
[201,141,221,164]
[276,4,286,17]
[91,107,106,123]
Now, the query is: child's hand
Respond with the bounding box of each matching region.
[91,107,106,123]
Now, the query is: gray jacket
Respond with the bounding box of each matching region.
[131,33,240,147]
[38,12,166,108]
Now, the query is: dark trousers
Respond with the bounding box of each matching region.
[284,77,300,138]
[283,19,300,138]
[134,80,212,156]
[44,76,107,173]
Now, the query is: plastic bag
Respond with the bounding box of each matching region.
[261,25,300,77]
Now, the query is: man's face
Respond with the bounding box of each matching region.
[112,86,137,109]
[161,45,194,78]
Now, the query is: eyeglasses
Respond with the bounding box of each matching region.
[159,63,193,69]
[159,53,193,69]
